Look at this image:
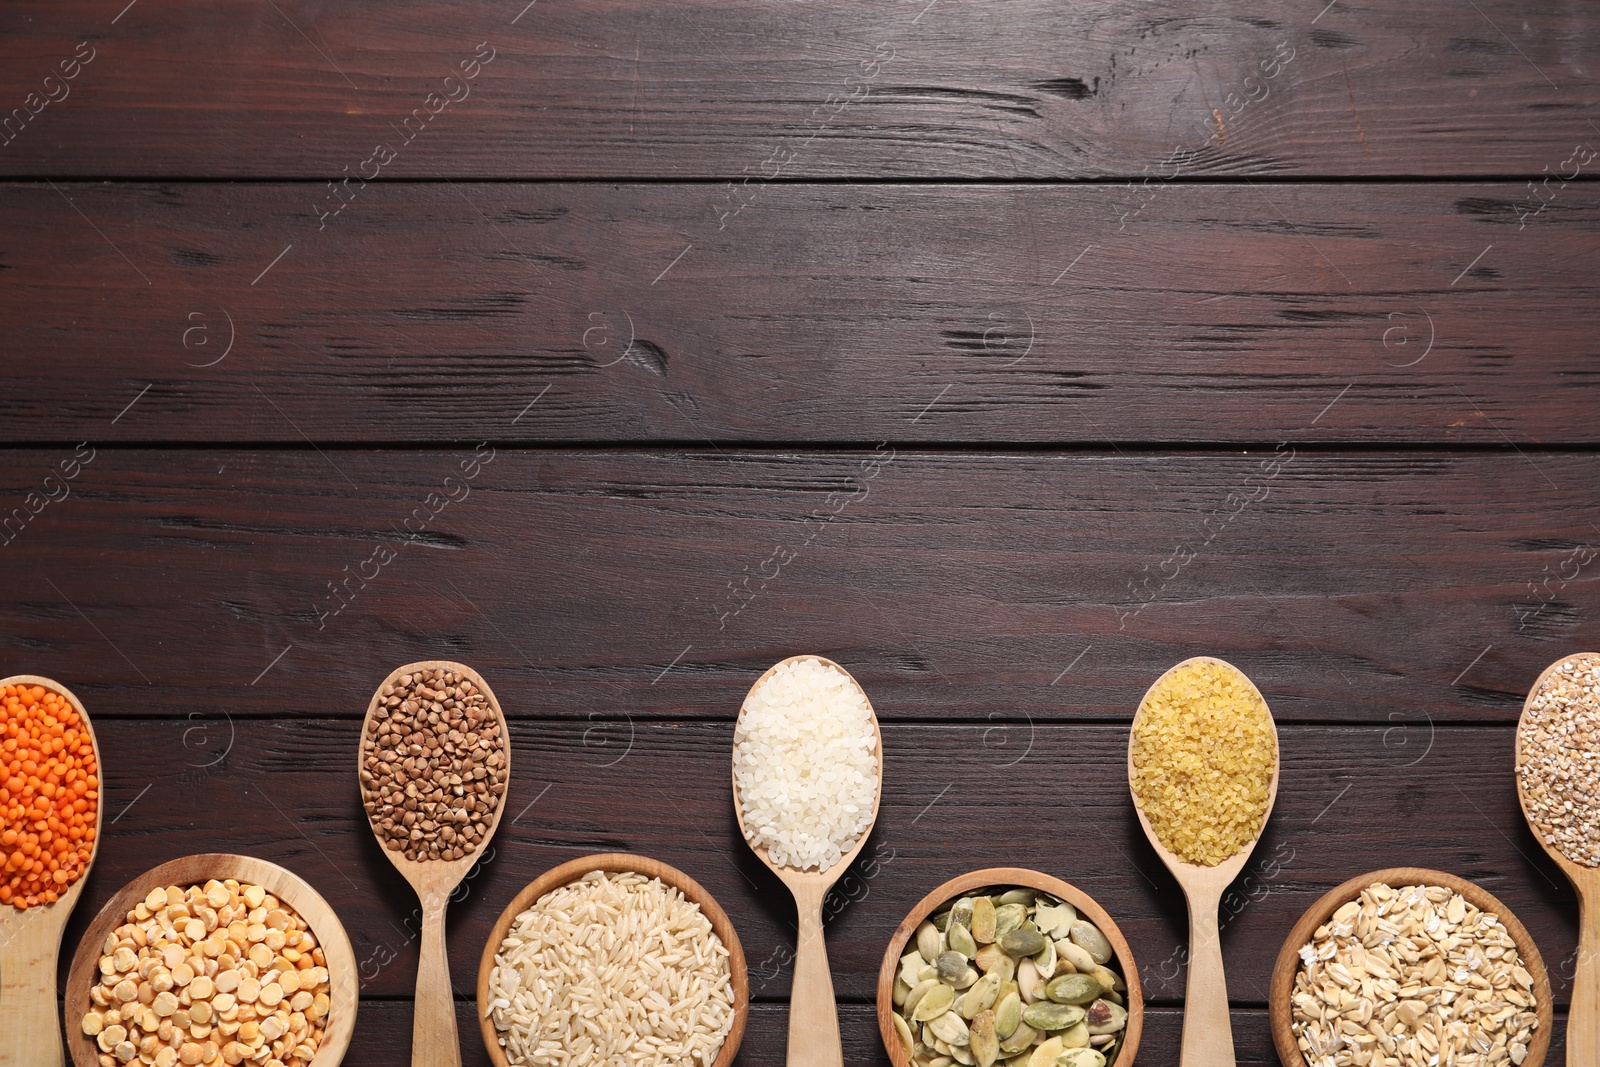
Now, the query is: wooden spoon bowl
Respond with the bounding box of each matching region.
[63,853,358,1067]
[1267,867,1553,1067]
[0,675,103,1067]
[1127,655,1280,1067]
[875,867,1145,1067]
[1515,651,1600,1064]
[360,660,511,1067]
[731,654,884,1067]
[475,852,749,1067]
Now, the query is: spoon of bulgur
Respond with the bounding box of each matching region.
[1127,656,1279,1067]
[1515,652,1600,1065]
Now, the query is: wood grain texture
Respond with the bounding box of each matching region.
[0,676,101,1067]
[62,852,357,1067]
[474,853,749,1067]
[34,717,1588,1013]
[361,660,510,1067]
[1266,867,1554,1067]
[296,1002,1576,1066]
[0,1,1590,179]
[1,183,1598,444]
[874,868,1145,1067]
[1,449,1596,725]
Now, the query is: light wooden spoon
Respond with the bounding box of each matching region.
[0,675,104,1067]
[360,660,510,1067]
[1515,652,1600,1066]
[1127,655,1280,1067]
[731,655,883,1067]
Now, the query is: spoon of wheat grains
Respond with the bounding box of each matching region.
[1515,652,1600,1065]
[0,675,103,1067]
[359,661,510,1067]
[1127,656,1280,1067]
[732,655,883,1067]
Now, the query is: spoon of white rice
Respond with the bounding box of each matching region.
[731,655,883,1067]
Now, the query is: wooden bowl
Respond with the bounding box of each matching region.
[64,854,358,1067]
[876,868,1145,1067]
[1268,867,1554,1067]
[476,853,750,1067]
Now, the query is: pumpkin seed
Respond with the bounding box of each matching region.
[969,1010,1000,1067]
[1017,958,1044,1003]
[952,966,982,990]
[895,976,912,1007]
[949,1044,976,1066]
[1033,902,1076,939]
[933,910,953,933]
[929,1011,971,1047]
[975,944,1007,974]
[918,921,945,962]
[951,898,975,930]
[1032,938,1057,981]
[1057,1022,1090,1049]
[1068,922,1113,966]
[993,903,1029,939]
[971,897,998,944]
[1020,1001,1085,1032]
[1056,1049,1105,1067]
[957,972,1002,1019]
[906,978,942,1018]
[1025,1036,1064,1067]
[938,951,971,983]
[1046,974,1101,1006]
[998,889,1036,906]
[893,1013,916,1052]
[949,922,978,959]
[998,1021,1039,1056]
[914,983,956,1022]
[1088,966,1121,995]
[1082,1000,1127,1036]
[1000,927,1045,957]
[1056,941,1096,975]
[993,990,1022,1040]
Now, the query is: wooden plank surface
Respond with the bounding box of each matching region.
[55,718,1588,1011]
[1,448,1593,724]
[3,182,1599,444]
[0,0,1591,179]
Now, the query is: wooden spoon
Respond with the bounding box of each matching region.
[1126,655,1280,1067]
[360,660,510,1067]
[0,675,104,1067]
[731,655,883,1067]
[1515,652,1600,1066]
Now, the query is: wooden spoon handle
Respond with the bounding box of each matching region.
[786,886,841,1067]
[1181,888,1235,1067]
[0,913,66,1067]
[1572,879,1600,1067]
[412,896,460,1067]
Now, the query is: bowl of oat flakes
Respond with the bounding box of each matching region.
[1268,867,1551,1067]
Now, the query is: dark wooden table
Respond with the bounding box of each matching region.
[3,1,1597,1062]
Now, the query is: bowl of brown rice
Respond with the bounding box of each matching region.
[476,853,749,1067]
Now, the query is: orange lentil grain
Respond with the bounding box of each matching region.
[0,683,96,909]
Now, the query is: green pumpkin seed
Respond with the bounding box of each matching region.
[1045,974,1101,1006]
[998,1020,1039,1055]
[1068,922,1113,966]
[932,910,952,933]
[948,922,978,959]
[993,903,1028,939]
[1020,1001,1085,1031]
[993,991,1022,1040]
[938,951,970,983]
[1000,927,1045,957]
[1055,1049,1105,1067]
[1082,1000,1127,1036]
[905,978,942,1019]
[968,1010,1000,1067]
[1057,1022,1089,1049]
[918,921,945,962]
[914,983,956,1022]
[929,1010,970,1047]
[951,898,975,930]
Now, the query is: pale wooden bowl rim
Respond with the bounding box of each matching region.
[63,853,358,1067]
[875,866,1145,1067]
[475,852,750,1067]
[1267,866,1554,1067]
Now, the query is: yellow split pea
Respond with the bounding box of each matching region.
[1130,659,1277,867]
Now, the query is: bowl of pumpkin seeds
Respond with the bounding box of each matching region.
[876,868,1142,1067]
